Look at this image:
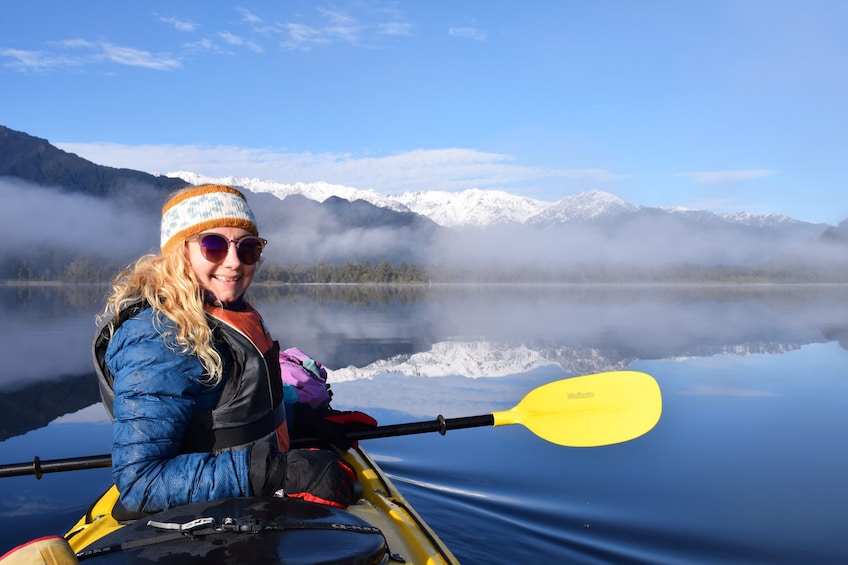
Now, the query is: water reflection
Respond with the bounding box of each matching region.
[1,283,847,439]
[0,284,106,388]
[254,283,848,372]
[1,284,848,562]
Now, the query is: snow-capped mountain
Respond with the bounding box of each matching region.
[169,171,820,232]
[527,190,640,224]
[326,339,800,384]
[169,171,547,227]
[393,188,547,228]
[717,211,804,228]
[324,337,804,418]
[330,341,563,381]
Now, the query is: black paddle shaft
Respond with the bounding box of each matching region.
[0,414,496,479]
[342,413,496,442]
[0,454,113,479]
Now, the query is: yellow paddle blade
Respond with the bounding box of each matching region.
[492,371,662,447]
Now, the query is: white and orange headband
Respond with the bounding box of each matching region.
[160,185,258,253]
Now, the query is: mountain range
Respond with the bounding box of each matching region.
[2,124,847,278]
[168,170,848,272]
[171,170,826,231]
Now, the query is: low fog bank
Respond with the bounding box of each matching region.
[425,220,848,279]
[249,192,434,266]
[0,178,160,278]
[0,178,162,253]
[0,180,434,278]
[1,178,846,282]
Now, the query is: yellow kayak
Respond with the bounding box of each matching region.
[60,446,458,564]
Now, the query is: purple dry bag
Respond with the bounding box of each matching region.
[279,347,332,408]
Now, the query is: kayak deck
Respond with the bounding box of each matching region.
[65,446,458,564]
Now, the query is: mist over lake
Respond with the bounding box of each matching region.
[3,169,848,282]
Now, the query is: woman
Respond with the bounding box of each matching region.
[93,184,354,517]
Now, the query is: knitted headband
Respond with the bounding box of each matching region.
[160,185,259,253]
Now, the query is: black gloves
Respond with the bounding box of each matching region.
[283,448,356,508]
[249,441,356,508]
[248,439,288,497]
[291,403,378,450]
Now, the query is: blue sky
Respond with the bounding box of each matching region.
[2,1,846,224]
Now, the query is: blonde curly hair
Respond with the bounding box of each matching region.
[99,242,223,385]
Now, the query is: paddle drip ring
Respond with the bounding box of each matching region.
[436,415,447,435]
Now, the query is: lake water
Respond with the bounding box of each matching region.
[1,283,847,564]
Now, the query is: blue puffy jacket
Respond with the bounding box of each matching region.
[104,308,254,513]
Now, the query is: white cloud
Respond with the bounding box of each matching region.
[184,38,217,52]
[1,40,181,72]
[160,16,196,32]
[282,23,334,50]
[378,21,414,36]
[2,4,411,70]
[449,27,487,42]
[281,8,363,50]
[54,142,621,196]
[95,42,182,70]
[319,7,354,25]
[280,6,411,50]
[0,48,79,71]
[678,170,776,184]
[219,31,264,53]
[237,7,263,24]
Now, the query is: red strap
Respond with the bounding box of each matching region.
[324,411,378,427]
[285,491,347,509]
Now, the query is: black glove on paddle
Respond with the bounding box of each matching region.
[291,403,378,450]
